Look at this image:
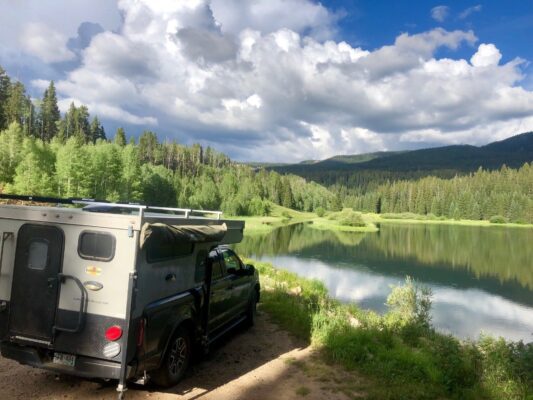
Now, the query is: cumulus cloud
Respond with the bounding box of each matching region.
[210,0,340,40]
[459,5,482,19]
[6,0,533,161]
[19,23,76,63]
[431,5,450,22]
[470,43,502,67]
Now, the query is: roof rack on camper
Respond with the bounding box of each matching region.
[0,193,223,220]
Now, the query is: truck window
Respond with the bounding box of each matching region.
[209,251,223,280]
[78,231,116,261]
[222,249,242,274]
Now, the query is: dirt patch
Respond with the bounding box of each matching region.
[0,311,364,400]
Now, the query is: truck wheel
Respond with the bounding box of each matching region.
[245,290,258,327]
[151,327,192,388]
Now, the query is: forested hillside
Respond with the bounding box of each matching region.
[272,132,533,195]
[346,164,533,223]
[0,66,339,215]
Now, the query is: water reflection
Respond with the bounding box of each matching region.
[236,223,533,342]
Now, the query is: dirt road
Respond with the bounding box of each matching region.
[0,311,363,400]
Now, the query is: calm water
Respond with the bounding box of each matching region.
[235,223,533,342]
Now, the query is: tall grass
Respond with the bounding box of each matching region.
[250,259,533,400]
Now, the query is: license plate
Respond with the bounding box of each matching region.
[53,352,76,367]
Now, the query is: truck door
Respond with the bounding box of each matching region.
[9,224,64,343]
[221,249,251,314]
[208,250,234,330]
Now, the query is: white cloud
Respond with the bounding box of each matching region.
[470,43,502,67]
[19,23,76,63]
[5,0,533,162]
[431,5,450,22]
[459,5,482,19]
[210,0,340,40]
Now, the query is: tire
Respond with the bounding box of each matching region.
[151,327,192,388]
[245,290,258,327]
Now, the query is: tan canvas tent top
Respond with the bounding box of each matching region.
[140,223,228,249]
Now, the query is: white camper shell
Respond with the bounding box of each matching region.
[0,195,257,399]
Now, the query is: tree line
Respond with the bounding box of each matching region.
[345,164,533,223]
[0,67,339,214]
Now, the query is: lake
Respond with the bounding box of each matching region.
[235,222,533,342]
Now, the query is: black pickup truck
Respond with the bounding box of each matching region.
[0,196,257,399]
[148,245,260,387]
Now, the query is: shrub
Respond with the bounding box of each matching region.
[315,206,325,218]
[490,215,507,224]
[385,276,432,331]
[339,210,366,227]
[281,210,292,219]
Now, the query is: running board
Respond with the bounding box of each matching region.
[207,315,247,345]
[12,335,52,347]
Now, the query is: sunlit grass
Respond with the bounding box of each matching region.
[249,258,533,400]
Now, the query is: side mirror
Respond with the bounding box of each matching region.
[227,267,237,275]
[245,264,255,276]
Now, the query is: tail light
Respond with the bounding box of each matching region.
[105,325,123,341]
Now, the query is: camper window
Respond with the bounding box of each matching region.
[28,240,48,270]
[78,231,116,261]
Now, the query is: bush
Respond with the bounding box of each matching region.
[490,215,507,224]
[281,210,292,219]
[339,211,366,227]
[385,276,432,331]
[315,206,325,217]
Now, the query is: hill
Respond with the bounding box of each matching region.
[272,132,533,176]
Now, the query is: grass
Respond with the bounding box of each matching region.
[365,212,533,229]
[295,386,311,396]
[232,207,532,236]
[231,205,379,235]
[228,203,314,235]
[249,258,533,400]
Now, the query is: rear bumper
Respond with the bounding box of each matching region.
[0,341,134,380]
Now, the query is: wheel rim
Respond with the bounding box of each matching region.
[168,336,187,377]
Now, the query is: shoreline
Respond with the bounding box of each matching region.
[249,258,532,399]
[234,211,533,236]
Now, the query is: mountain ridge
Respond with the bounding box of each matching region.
[270,131,533,175]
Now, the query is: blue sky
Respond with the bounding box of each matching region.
[0,0,532,162]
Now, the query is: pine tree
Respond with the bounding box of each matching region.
[114,127,126,146]
[38,81,61,141]
[5,82,27,126]
[0,66,11,130]
[90,116,106,143]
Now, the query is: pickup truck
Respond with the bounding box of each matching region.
[0,195,259,399]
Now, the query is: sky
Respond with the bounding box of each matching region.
[0,0,532,162]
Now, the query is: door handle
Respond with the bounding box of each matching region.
[165,273,176,282]
[47,277,57,289]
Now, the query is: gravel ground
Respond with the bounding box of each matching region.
[0,311,362,400]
